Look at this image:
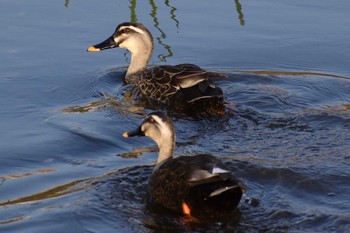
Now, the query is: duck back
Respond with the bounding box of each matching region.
[130,64,226,116]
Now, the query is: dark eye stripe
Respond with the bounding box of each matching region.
[118,28,133,34]
[124,28,131,33]
[116,28,134,38]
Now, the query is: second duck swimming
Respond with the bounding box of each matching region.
[123,112,244,218]
[88,22,227,117]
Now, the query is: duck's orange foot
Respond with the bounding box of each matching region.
[182,202,191,215]
[181,202,199,223]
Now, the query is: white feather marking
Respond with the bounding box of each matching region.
[188,95,216,103]
[177,77,205,88]
[151,115,173,142]
[212,165,229,174]
[151,115,164,126]
[209,186,235,197]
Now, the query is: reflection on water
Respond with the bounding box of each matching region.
[129,0,137,23]
[127,0,244,61]
[149,0,174,61]
[165,0,180,30]
[229,70,350,80]
[60,88,146,115]
[129,0,179,61]
[0,178,90,207]
[78,0,245,62]
[234,0,245,26]
[0,169,55,184]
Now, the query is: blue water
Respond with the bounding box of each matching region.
[1,0,350,232]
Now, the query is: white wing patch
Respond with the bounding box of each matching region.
[177,77,206,88]
[212,165,229,174]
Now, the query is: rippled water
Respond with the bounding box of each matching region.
[1,0,350,232]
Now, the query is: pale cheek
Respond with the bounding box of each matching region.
[119,40,138,53]
[114,38,124,47]
[145,131,158,142]
[117,41,125,48]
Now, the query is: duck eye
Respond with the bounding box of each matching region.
[123,28,131,34]
[146,116,156,124]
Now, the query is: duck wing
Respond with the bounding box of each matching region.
[173,64,227,89]
[185,154,239,186]
[137,64,226,104]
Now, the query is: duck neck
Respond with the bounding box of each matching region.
[125,48,152,83]
[156,133,175,165]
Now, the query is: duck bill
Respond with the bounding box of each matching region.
[122,126,144,138]
[87,35,119,52]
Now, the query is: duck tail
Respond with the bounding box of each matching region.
[206,71,228,80]
[186,181,243,216]
[206,185,243,212]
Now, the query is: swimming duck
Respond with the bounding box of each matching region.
[88,22,226,116]
[122,112,243,217]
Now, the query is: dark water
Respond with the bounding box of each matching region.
[1,0,350,232]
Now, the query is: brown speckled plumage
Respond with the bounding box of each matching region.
[131,64,225,104]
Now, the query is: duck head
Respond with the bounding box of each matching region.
[87,22,153,55]
[123,112,175,164]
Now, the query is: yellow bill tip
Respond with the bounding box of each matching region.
[122,132,129,138]
[87,46,100,52]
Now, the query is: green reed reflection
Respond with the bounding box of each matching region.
[149,0,174,61]
[129,0,137,23]
[165,0,180,29]
[65,0,245,60]
[234,0,245,26]
[128,0,179,62]
[127,0,244,61]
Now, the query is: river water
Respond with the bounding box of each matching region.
[1,0,350,232]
